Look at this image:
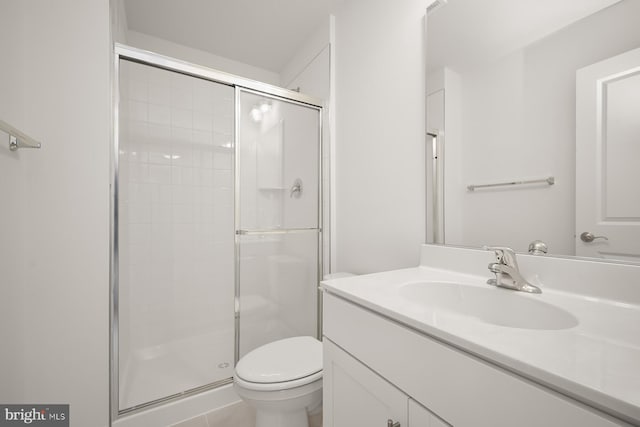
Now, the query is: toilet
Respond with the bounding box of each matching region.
[234,336,323,427]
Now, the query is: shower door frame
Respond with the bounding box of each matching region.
[110,43,324,421]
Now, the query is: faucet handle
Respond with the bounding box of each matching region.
[483,246,518,267]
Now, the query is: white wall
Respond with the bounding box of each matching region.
[334,0,430,274]
[126,30,281,86]
[446,0,640,255]
[280,18,331,95]
[0,1,110,426]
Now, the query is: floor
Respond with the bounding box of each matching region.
[171,401,322,427]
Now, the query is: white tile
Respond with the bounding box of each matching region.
[129,223,152,245]
[213,131,233,148]
[199,204,214,223]
[171,86,193,110]
[199,169,214,187]
[197,186,217,206]
[171,71,192,91]
[213,188,233,207]
[171,107,193,129]
[128,163,149,183]
[151,221,171,238]
[213,170,233,189]
[151,235,172,262]
[193,130,213,146]
[148,148,172,165]
[127,121,148,147]
[148,65,171,86]
[128,100,147,122]
[172,204,194,223]
[129,265,152,287]
[213,115,234,134]
[213,152,232,170]
[129,183,152,204]
[151,203,172,224]
[149,164,172,185]
[172,260,195,284]
[149,104,170,126]
[127,61,148,83]
[173,223,195,241]
[171,145,194,167]
[172,166,195,186]
[151,184,172,204]
[193,110,213,132]
[172,185,194,205]
[171,126,192,145]
[193,87,214,113]
[148,82,171,106]
[129,243,151,266]
[128,78,147,102]
[148,123,172,145]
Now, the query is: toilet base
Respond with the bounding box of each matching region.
[256,409,309,427]
[234,379,322,427]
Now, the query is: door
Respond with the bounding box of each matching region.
[323,339,408,427]
[576,47,640,261]
[116,59,236,410]
[409,400,452,427]
[236,89,322,358]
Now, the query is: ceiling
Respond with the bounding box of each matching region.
[123,0,337,73]
[427,0,622,73]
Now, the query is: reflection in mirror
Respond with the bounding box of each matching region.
[426,0,640,263]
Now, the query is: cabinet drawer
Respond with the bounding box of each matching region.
[323,293,629,427]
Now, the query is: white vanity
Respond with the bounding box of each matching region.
[321,245,640,426]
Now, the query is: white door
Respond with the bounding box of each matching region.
[575,47,640,261]
[323,339,408,427]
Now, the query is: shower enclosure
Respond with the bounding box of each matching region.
[111,45,323,417]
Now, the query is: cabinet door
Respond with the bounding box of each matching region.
[408,399,452,427]
[324,338,408,427]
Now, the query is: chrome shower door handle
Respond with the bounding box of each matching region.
[580,232,609,243]
[290,178,302,198]
[387,420,400,427]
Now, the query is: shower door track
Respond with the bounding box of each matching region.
[110,44,324,422]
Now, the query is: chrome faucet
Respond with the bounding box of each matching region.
[483,246,541,294]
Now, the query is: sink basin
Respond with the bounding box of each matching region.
[399,282,578,330]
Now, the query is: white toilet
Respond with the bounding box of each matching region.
[234,336,323,427]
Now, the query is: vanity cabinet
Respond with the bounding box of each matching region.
[324,338,450,427]
[322,292,631,427]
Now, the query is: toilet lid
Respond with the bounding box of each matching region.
[235,336,322,384]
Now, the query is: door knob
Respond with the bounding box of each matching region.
[580,232,609,243]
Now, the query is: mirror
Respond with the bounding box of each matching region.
[426,0,640,263]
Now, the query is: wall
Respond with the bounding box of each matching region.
[0,1,111,426]
[126,31,281,86]
[334,0,431,273]
[446,0,640,255]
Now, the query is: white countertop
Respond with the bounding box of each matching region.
[321,266,640,424]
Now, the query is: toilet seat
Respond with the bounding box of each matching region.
[235,336,322,392]
[235,370,322,392]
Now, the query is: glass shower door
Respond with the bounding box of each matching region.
[117,59,235,411]
[237,90,321,357]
